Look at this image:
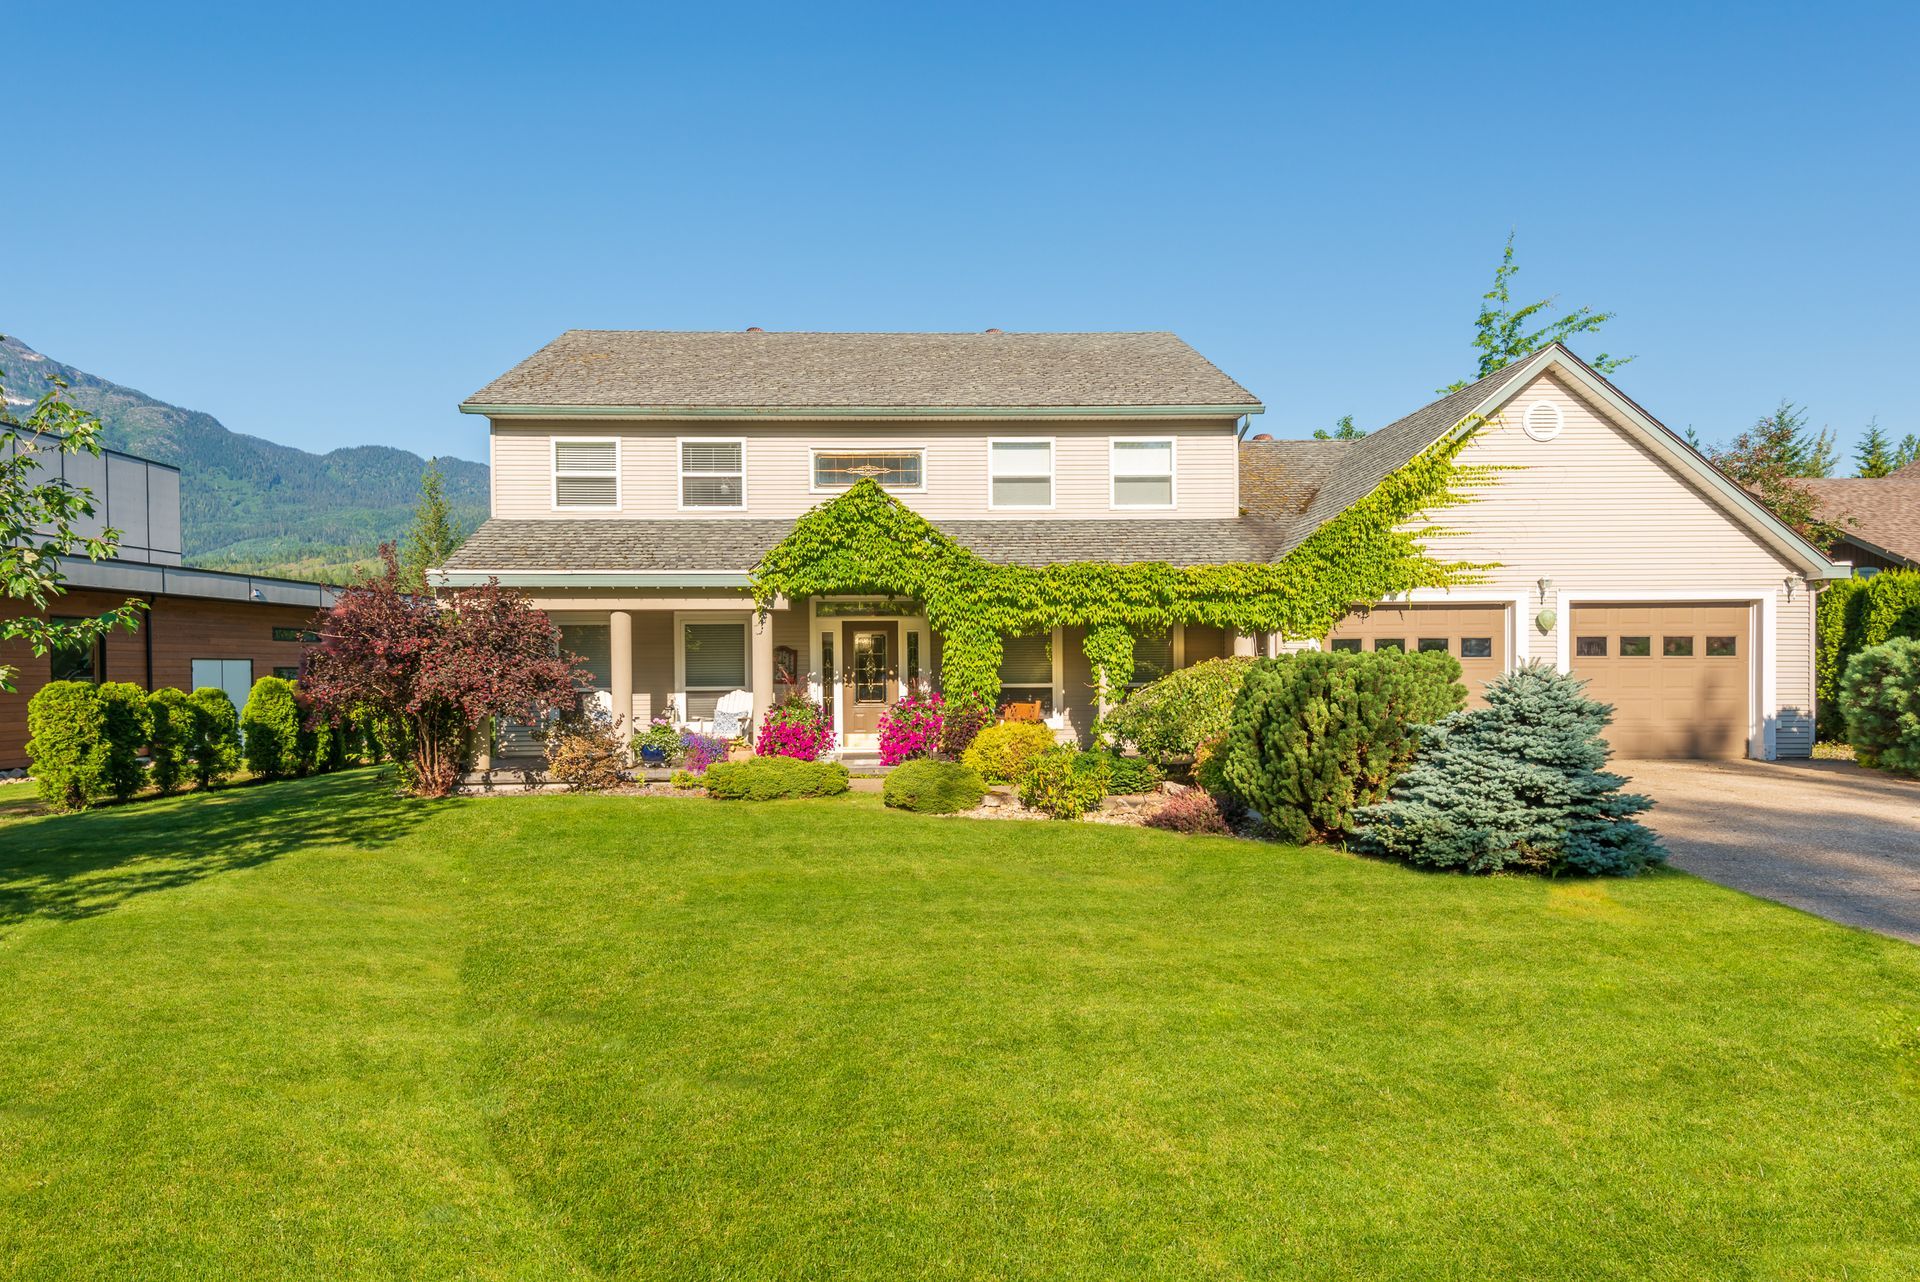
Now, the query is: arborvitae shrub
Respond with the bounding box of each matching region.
[1817,570,1920,739]
[146,687,195,796]
[1018,747,1110,819]
[1102,657,1260,764]
[1840,637,1920,774]
[25,681,109,812]
[703,757,850,800]
[96,681,154,803]
[883,759,986,813]
[241,677,302,779]
[961,721,1057,784]
[188,687,242,789]
[1220,650,1464,844]
[1357,663,1666,876]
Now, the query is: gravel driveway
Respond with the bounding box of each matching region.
[1620,758,1920,944]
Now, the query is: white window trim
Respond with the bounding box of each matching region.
[807,446,929,495]
[672,611,753,724]
[1108,435,1177,510]
[550,436,621,512]
[987,436,1055,511]
[678,437,747,511]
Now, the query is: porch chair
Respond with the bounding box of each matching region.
[999,699,1045,723]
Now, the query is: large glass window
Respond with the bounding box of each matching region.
[559,624,612,688]
[680,440,745,508]
[1130,629,1174,688]
[683,621,747,718]
[814,450,923,491]
[50,617,100,683]
[553,439,619,509]
[989,440,1053,508]
[1110,439,1174,507]
[999,632,1053,715]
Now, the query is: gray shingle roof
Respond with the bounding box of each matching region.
[463,331,1262,411]
[1237,438,1353,520]
[1798,478,1920,565]
[442,516,1287,574]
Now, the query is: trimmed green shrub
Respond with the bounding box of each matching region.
[25,680,109,812]
[961,720,1058,784]
[669,769,702,789]
[1145,789,1231,835]
[97,681,154,803]
[146,687,195,796]
[703,756,850,800]
[1816,570,1920,739]
[1018,747,1110,819]
[188,687,242,789]
[1075,748,1162,795]
[1840,637,1920,773]
[241,676,302,779]
[1221,649,1464,844]
[883,759,986,813]
[1102,656,1260,763]
[1357,664,1666,876]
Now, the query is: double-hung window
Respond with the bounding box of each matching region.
[813,449,924,492]
[1110,438,1174,508]
[682,621,748,718]
[988,439,1053,509]
[1129,628,1174,690]
[999,632,1054,715]
[681,439,745,508]
[552,439,620,510]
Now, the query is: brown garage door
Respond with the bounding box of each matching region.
[1326,603,1509,705]
[1569,603,1751,759]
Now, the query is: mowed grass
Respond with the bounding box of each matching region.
[2,771,1917,1279]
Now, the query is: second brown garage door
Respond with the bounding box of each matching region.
[1325,603,1509,704]
[1569,603,1752,759]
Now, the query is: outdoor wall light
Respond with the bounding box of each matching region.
[1536,576,1555,603]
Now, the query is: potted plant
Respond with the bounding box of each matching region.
[726,737,755,764]
[632,716,682,767]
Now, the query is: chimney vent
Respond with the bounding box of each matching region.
[745,326,764,332]
[983,327,1003,334]
[1251,433,1274,442]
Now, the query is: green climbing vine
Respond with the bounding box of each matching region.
[753,419,1499,704]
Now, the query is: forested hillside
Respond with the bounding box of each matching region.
[0,334,486,581]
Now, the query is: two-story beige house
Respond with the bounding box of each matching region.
[441,331,1843,761]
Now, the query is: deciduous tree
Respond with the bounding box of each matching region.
[1706,401,1847,545]
[1313,414,1364,441]
[1441,233,1631,393]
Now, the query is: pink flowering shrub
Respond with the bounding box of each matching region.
[755,693,834,761]
[879,692,944,765]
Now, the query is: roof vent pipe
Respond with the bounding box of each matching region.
[983,327,1003,334]
[745,326,764,332]
[1251,433,1274,441]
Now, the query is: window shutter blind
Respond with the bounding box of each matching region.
[684,623,747,688]
[999,633,1052,685]
[1132,630,1174,683]
[682,441,742,472]
[559,624,612,688]
[555,476,617,507]
[555,440,617,472]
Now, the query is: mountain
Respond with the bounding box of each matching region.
[0,334,487,582]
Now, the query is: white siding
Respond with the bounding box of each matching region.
[489,417,1241,521]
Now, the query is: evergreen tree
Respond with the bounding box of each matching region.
[1894,433,1920,472]
[1856,420,1895,478]
[1356,663,1667,876]
[400,458,461,595]
[1440,233,1631,392]
[1313,414,1365,441]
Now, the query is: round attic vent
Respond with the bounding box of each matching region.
[1522,400,1564,442]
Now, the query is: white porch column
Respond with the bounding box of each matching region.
[750,608,775,737]
[1230,628,1258,658]
[609,609,634,742]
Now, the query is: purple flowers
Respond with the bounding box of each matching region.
[678,732,730,774]
[878,692,944,765]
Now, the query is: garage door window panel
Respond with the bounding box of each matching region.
[1460,637,1493,659]
[1330,638,1362,653]
[1576,636,1608,657]
[1663,637,1695,658]
[1418,638,1449,653]
[1374,638,1405,652]
[1620,636,1651,657]
[1707,636,1738,657]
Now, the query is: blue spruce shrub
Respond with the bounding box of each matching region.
[1356,663,1666,876]
[1839,636,1920,774]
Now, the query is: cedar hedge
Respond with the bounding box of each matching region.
[703,757,851,800]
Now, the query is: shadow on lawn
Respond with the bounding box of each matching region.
[0,768,432,934]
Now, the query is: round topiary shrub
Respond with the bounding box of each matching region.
[241,676,302,779]
[961,720,1058,784]
[25,680,109,812]
[1018,746,1110,820]
[97,680,154,803]
[1840,637,1920,774]
[188,687,243,788]
[883,759,987,814]
[146,687,195,797]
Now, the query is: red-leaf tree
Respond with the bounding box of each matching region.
[301,546,584,796]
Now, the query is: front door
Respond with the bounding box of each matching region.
[841,622,899,740]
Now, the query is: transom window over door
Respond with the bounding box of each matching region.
[552,439,619,509]
[1111,439,1174,508]
[681,439,745,508]
[989,439,1053,509]
[813,450,924,491]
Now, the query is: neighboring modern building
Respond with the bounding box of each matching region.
[441,331,1844,761]
[1795,470,1920,574]
[1,443,339,769]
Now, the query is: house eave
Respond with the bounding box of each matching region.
[432,569,754,589]
[460,403,1264,420]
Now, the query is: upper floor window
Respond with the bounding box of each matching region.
[1111,438,1174,508]
[989,438,1053,509]
[681,439,745,508]
[552,439,619,510]
[813,449,924,492]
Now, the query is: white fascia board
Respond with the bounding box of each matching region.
[461,403,1264,419]
[433,570,753,589]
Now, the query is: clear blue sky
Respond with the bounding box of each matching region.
[10,1,1917,467]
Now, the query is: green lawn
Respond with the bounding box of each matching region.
[2,771,1916,1280]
